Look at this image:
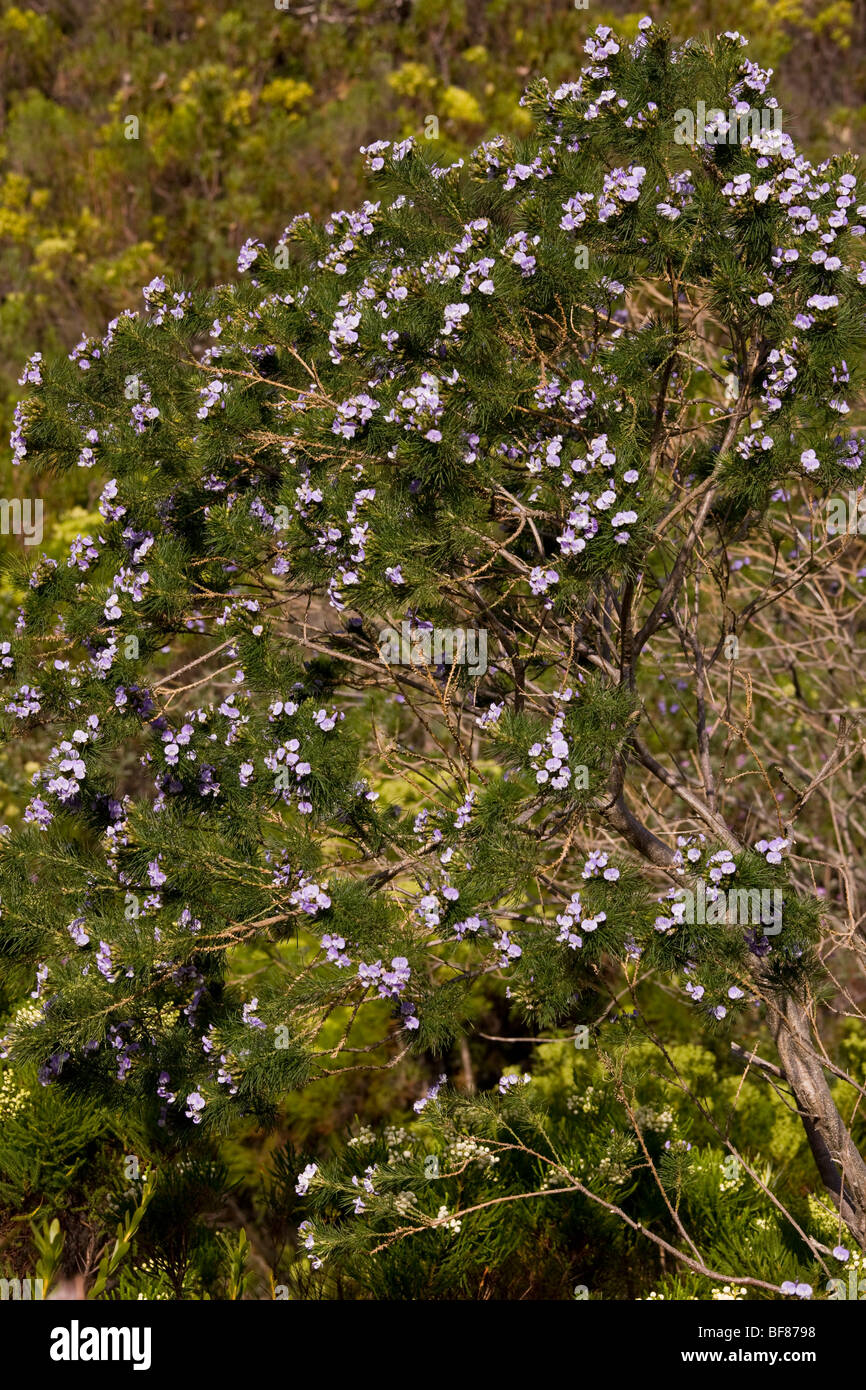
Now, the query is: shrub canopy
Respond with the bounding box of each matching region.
[3,20,866,1259]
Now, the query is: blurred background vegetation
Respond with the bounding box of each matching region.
[1,0,866,1299]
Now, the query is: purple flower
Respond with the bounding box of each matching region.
[143,276,166,302]
[498,1071,531,1095]
[295,1162,318,1195]
[242,997,266,1030]
[185,1090,206,1124]
[157,1071,175,1102]
[67,917,90,947]
[96,940,117,981]
[38,1050,70,1086]
[237,238,265,273]
[147,858,167,887]
[414,1073,447,1113]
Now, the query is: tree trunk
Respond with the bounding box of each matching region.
[772,995,866,1250]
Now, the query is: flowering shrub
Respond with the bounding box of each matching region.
[3,18,866,1290]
